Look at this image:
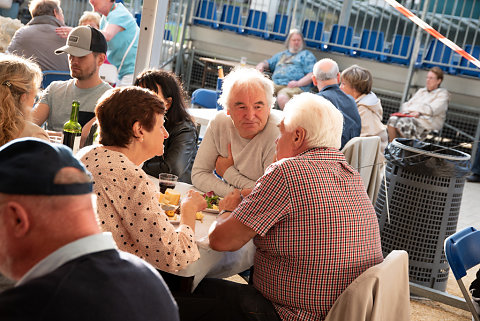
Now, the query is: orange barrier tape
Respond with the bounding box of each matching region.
[384,0,480,69]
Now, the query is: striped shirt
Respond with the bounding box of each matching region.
[234,147,383,320]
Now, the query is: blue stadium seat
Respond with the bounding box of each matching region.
[419,39,453,71]
[164,29,172,41]
[325,24,353,55]
[193,0,218,29]
[269,14,290,41]
[191,88,217,109]
[352,29,385,61]
[455,45,480,78]
[41,70,71,89]
[388,34,414,65]
[243,9,268,38]
[302,19,323,49]
[134,12,141,26]
[218,4,242,33]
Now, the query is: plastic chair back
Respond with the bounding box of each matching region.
[41,70,71,89]
[193,0,218,28]
[219,4,242,33]
[269,14,290,41]
[421,39,453,71]
[389,34,414,65]
[354,29,385,60]
[244,9,268,38]
[191,88,217,109]
[326,25,353,54]
[457,45,480,77]
[302,19,323,49]
[445,226,480,321]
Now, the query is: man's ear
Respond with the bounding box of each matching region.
[312,75,318,87]
[4,201,30,238]
[294,127,306,148]
[97,53,106,67]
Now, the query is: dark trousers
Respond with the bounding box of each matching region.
[173,278,281,321]
[472,147,480,175]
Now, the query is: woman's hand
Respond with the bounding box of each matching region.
[56,26,73,39]
[179,190,207,231]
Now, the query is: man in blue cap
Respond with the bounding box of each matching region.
[0,138,179,321]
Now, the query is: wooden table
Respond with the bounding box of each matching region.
[199,57,255,88]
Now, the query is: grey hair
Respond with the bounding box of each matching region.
[283,92,343,149]
[284,29,306,51]
[313,58,339,81]
[218,67,275,110]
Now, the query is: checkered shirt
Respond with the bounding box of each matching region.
[233,147,384,320]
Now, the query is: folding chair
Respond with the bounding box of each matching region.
[445,226,480,321]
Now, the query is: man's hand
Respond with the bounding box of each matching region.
[55,26,73,39]
[240,189,252,198]
[215,144,234,177]
[256,61,266,72]
[287,80,299,88]
[219,189,242,212]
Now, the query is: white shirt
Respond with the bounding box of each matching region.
[17,233,117,286]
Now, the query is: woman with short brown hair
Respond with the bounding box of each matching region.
[78,86,206,273]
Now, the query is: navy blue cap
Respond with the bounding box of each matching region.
[0,138,93,195]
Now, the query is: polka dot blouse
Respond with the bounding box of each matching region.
[79,145,200,272]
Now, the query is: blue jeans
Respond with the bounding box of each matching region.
[0,2,19,19]
[173,278,281,321]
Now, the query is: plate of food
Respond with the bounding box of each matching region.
[203,191,221,214]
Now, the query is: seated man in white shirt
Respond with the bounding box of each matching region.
[191,67,280,197]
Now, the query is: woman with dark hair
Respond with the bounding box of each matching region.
[134,69,198,183]
[78,86,206,273]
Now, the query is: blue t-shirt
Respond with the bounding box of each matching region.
[267,49,316,91]
[100,3,139,78]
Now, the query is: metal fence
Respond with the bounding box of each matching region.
[190,0,480,77]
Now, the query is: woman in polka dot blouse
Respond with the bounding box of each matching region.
[78,86,207,272]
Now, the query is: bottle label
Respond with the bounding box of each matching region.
[63,131,81,154]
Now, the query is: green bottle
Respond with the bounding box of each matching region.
[63,100,82,154]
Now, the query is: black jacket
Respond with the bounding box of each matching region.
[142,119,198,183]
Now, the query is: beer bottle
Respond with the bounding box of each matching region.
[63,100,82,154]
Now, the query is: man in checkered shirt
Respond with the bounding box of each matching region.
[176,92,383,320]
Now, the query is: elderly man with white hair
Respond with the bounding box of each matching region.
[175,93,384,321]
[191,67,280,197]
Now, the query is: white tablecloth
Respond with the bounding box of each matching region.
[150,178,255,291]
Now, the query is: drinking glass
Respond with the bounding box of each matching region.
[159,173,178,194]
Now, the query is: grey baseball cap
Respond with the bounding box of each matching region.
[55,26,107,57]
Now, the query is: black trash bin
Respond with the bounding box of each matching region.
[375,138,471,291]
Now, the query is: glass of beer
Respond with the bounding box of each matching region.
[159,173,178,194]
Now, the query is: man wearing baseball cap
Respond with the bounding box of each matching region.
[32,26,112,146]
[0,138,180,320]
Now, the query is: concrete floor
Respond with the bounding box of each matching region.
[457,180,480,231]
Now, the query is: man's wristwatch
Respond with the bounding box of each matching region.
[219,210,232,215]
